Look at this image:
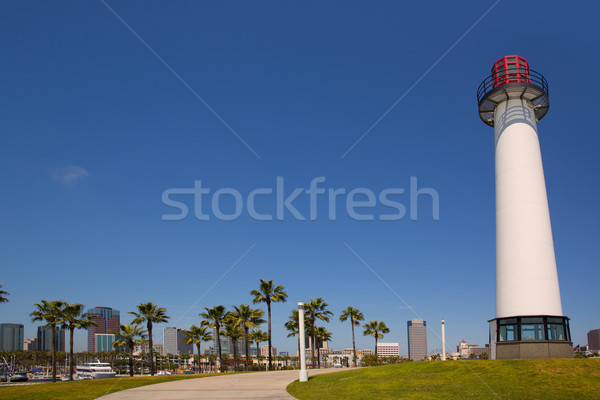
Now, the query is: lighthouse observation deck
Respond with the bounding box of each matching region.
[477,55,549,127]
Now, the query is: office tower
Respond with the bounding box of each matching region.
[261,345,277,357]
[212,327,246,356]
[164,327,193,355]
[477,56,572,359]
[304,335,327,350]
[23,337,38,351]
[87,307,120,352]
[588,329,600,352]
[0,323,24,351]
[95,333,117,352]
[407,319,427,361]
[37,326,65,351]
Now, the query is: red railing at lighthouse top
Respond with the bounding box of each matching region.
[477,55,549,126]
[491,55,531,87]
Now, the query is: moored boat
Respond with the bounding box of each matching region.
[76,361,116,379]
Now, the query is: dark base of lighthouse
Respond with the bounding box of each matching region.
[493,341,573,359]
[488,316,573,360]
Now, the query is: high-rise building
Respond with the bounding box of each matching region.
[304,335,327,351]
[212,327,246,356]
[588,329,600,352]
[37,326,65,351]
[261,345,277,357]
[0,323,24,351]
[407,319,427,361]
[164,327,193,355]
[377,342,400,357]
[95,334,117,352]
[24,337,38,351]
[87,307,120,352]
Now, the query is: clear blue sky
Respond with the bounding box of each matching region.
[1,1,599,355]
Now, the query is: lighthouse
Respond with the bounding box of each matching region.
[477,56,572,359]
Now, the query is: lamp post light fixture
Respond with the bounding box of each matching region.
[441,320,446,361]
[298,302,308,382]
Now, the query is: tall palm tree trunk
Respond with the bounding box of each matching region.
[244,327,250,371]
[216,325,222,369]
[51,325,57,382]
[310,315,316,368]
[147,322,155,376]
[69,327,75,380]
[351,318,357,367]
[232,339,237,370]
[128,344,134,377]
[256,342,260,366]
[196,343,201,373]
[317,346,321,369]
[375,334,378,357]
[267,300,272,370]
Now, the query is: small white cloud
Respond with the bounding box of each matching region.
[50,165,89,185]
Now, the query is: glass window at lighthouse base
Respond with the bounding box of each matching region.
[498,318,517,341]
[547,317,567,340]
[496,316,571,342]
[520,318,544,340]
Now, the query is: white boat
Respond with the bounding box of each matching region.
[75,361,116,379]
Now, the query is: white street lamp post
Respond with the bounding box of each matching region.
[298,302,308,382]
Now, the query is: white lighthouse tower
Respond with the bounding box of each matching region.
[477,56,572,359]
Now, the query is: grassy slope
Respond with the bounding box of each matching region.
[0,373,216,400]
[287,359,600,400]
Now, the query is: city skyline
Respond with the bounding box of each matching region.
[1,1,599,357]
[3,312,599,357]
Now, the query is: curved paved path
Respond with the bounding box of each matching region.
[96,368,340,400]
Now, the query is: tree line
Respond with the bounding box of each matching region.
[2,280,392,382]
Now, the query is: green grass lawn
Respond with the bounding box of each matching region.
[287,359,600,400]
[0,373,219,400]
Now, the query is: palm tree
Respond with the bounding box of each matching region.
[200,305,227,368]
[249,329,268,365]
[30,300,64,382]
[0,284,9,303]
[305,297,333,368]
[130,302,170,376]
[284,309,310,362]
[206,353,217,372]
[59,303,96,380]
[363,320,390,357]
[113,324,147,377]
[339,306,364,367]
[221,316,244,371]
[250,279,288,369]
[179,353,191,370]
[314,326,332,369]
[229,304,265,370]
[182,325,212,373]
[284,310,300,361]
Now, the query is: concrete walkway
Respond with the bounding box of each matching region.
[96,368,339,400]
